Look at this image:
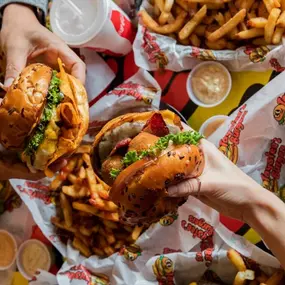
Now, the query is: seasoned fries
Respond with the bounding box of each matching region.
[227,248,284,285]
[140,0,285,50]
[50,146,145,258]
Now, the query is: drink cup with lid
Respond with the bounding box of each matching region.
[50,0,134,56]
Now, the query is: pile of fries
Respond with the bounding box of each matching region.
[228,249,284,285]
[189,249,284,285]
[50,145,144,258]
[141,0,285,50]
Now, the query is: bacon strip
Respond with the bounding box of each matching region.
[109,138,132,156]
[142,113,169,137]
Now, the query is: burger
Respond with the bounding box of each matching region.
[93,110,205,226]
[0,59,89,176]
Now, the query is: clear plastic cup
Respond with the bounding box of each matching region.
[50,0,134,56]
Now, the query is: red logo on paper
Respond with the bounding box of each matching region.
[273,94,285,125]
[163,248,182,254]
[152,256,175,285]
[17,181,52,205]
[190,47,216,61]
[219,105,248,165]
[244,46,270,63]
[261,138,285,199]
[181,215,214,240]
[110,10,134,42]
[60,265,91,284]
[141,27,169,69]
[270,58,285,72]
[195,236,214,267]
[108,81,155,104]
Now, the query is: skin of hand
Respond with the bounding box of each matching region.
[0,3,83,179]
[168,138,285,268]
[1,3,86,86]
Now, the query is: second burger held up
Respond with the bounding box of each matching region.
[93,110,205,226]
[0,59,89,176]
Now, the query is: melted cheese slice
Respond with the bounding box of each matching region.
[33,109,60,170]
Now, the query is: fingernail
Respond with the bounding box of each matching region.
[4,77,14,87]
[167,186,177,197]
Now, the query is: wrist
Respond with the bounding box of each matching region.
[245,187,285,233]
[3,3,38,25]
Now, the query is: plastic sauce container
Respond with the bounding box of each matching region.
[199,115,229,138]
[50,0,134,56]
[0,230,17,270]
[16,239,51,280]
[187,62,232,108]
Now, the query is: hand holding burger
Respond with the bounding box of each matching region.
[93,111,205,226]
[0,59,89,178]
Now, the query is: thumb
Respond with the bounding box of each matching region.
[167,178,202,197]
[4,47,27,87]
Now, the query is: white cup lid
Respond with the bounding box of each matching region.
[50,0,108,46]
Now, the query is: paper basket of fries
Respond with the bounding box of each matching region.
[134,0,285,72]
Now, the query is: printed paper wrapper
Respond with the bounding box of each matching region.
[133,0,285,72]
[207,70,285,202]
[9,71,285,284]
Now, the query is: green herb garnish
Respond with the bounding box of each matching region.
[110,131,203,179]
[24,71,63,156]
[110,168,122,179]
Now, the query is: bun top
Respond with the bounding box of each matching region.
[0,63,52,150]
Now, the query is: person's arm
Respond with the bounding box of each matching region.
[168,139,285,268]
[245,190,285,267]
[0,0,48,16]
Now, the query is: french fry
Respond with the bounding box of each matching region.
[92,247,105,257]
[79,225,93,237]
[50,157,78,190]
[226,41,237,50]
[189,33,201,47]
[214,12,226,26]
[67,173,78,184]
[263,0,276,13]
[96,211,119,222]
[178,5,207,40]
[98,235,115,256]
[233,271,255,285]
[114,240,125,250]
[75,144,92,154]
[205,38,227,50]
[266,269,284,285]
[89,198,118,212]
[159,11,171,25]
[247,17,268,28]
[78,166,86,179]
[60,192,73,228]
[227,249,247,271]
[277,10,285,27]
[282,0,285,11]
[164,0,174,12]
[51,217,77,233]
[265,8,281,43]
[103,220,119,230]
[154,0,164,11]
[175,0,188,11]
[240,0,255,11]
[235,28,265,40]
[272,27,285,44]
[252,37,268,45]
[99,226,116,245]
[140,9,188,34]
[75,157,84,171]
[73,202,99,215]
[131,225,144,241]
[73,237,92,257]
[207,9,246,42]
[62,185,90,198]
[247,11,257,20]
[195,24,206,36]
